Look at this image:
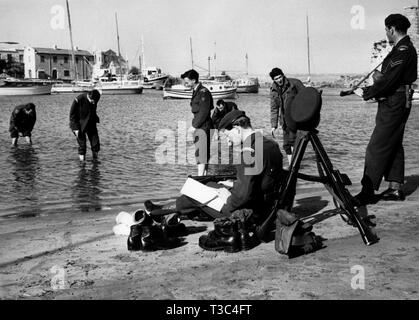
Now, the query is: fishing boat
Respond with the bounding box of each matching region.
[51,80,94,93]
[141,67,169,90]
[231,77,259,93]
[94,77,143,95]
[0,78,52,96]
[163,82,237,99]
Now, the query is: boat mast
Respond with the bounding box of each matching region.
[306,13,311,79]
[141,35,145,77]
[213,41,216,75]
[66,0,77,81]
[190,37,194,69]
[115,12,122,81]
[245,53,248,75]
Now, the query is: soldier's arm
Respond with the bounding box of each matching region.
[9,108,19,132]
[192,91,211,128]
[69,98,80,131]
[27,109,36,132]
[364,48,411,100]
[270,90,280,128]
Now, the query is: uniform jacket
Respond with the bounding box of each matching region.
[221,132,284,219]
[270,77,305,132]
[364,35,418,100]
[9,103,36,134]
[69,93,100,132]
[211,101,238,129]
[190,83,214,132]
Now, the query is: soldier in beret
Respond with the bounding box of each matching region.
[269,67,305,166]
[355,13,417,205]
[181,69,214,176]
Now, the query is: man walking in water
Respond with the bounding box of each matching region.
[69,89,101,161]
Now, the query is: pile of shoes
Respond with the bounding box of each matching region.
[199,211,260,253]
[117,207,188,252]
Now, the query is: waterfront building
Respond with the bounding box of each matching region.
[23,46,94,80]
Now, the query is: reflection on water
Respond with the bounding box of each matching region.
[0,89,418,218]
[72,161,102,213]
[7,145,42,217]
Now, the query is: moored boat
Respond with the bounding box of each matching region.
[231,77,259,93]
[94,78,143,95]
[0,79,52,96]
[163,82,237,99]
[141,67,169,90]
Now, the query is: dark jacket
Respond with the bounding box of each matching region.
[270,77,305,132]
[190,83,214,132]
[364,36,417,100]
[69,93,100,132]
[9,103,36,134]
[221,132,284,221]
[211,101,238,129]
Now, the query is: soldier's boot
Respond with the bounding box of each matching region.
[140,225,166,251]
[238,220,260,251]
[199,218,241,253]
[127,224,143,251]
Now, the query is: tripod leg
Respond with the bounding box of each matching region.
[309,133,379,246]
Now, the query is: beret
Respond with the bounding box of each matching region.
[385,14,411,30]
[218,110,247,130]
[290,87,322,131]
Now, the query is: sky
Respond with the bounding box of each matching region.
[0,0,416,77]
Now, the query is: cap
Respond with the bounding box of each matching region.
[218,110,247,130]
[385,14,411,31]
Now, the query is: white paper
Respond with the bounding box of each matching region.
[180,178,225,212]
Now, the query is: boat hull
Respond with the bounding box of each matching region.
[51,84,93,94]
[163,87,237,99]
[236,84,259,93]
[0,85,52,96]
[96,86,143,95]
[142,75,169,90]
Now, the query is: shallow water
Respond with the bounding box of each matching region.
[0,89,418,218]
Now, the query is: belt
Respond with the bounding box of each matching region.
[396,85,412,93]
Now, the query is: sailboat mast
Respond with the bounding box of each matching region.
[190,37,194,69]
[141,35,145,77]
[306,14,311,78]
[115,12,122,80]
[66,0,77,80]
[245,53,248,75]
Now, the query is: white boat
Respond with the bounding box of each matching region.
[51,80,94,93]
[141,67,169,90]
[232,77,259,93]
[94,77,143,95]
[163,82,237,99]
[0,79,52,96]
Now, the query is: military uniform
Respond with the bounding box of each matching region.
[176,132,284,223]
[69,93,100,156]
[211,101,238,129]
[190,83,214,164]
[9,103,36,138]
[362,35,417,190]
[270,77,305,155]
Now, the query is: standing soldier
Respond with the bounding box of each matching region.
[355,14,417,205]
[69,89,101,161]
[181,69,214,176]
[269,67,305,166]
[9,103,36,146]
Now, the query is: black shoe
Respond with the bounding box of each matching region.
[127,224,143,251]
[238,220,260,251]
[353,190,376,207]
[163,223,188,238]
[199,231,241,253]
[381,188,405,201]
[144,200,163,214]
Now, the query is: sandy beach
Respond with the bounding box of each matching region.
[1,173,418,300]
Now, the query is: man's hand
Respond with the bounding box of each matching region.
[216,187,231,204]
[73,130,79,137]
[217,180,234,188]
[271,127,277,138]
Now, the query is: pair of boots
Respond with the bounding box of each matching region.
[199,217,260,253]
[127,209,187,251]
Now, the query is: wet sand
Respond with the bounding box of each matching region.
[1,174,419,300]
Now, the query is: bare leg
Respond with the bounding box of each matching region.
[79,154,86,161]
[197,163,207,176]
[24,136,32,145]
[11,138,18,146]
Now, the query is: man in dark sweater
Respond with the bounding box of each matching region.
[212,99,238,129]
[69,89,101,161]
[9,103,37,146]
